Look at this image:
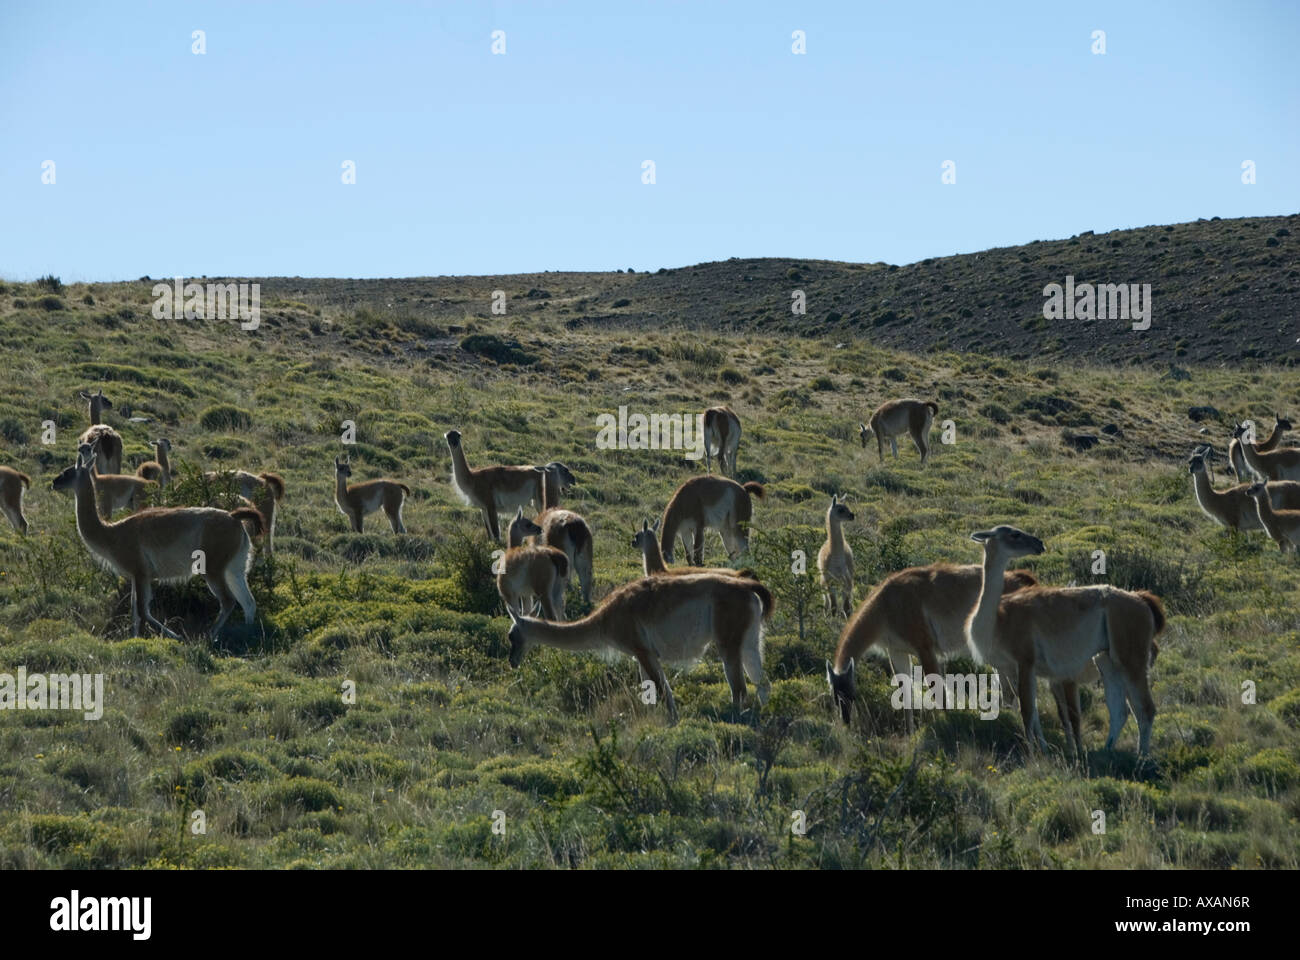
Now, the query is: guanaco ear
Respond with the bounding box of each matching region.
[507,606,520,625]
[846,657,855,678]
[515,505,524,519]
[641,518,649,532]
[651,518,660,532]
[825,659,835,681]
[970,530,992,542]
[830,493,838,505]
[78,390,90,400]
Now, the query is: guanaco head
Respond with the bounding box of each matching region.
[1231,420,1253,443]
[828,493,855,523]
[79,387,112,423]
[543,461,577,490]
[1188,445,1212,475]
[858,422,871,448]
[826,658,856,724]
[334,456,351,480]
[1246,481,1269,500]
[506,606,532,668]
[507,506,542,545]
[444,430,463,450]
[631,517,660,552]
[1276,412,1294,431]
[52,445,96,495]
[970,525,1045,560]
[153,438,171,454]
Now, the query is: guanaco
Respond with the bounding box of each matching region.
[506,572,774,722]
[203,469,286,553]
[860,398,938,465]
[660,475,765,565]
[445,429,545,541]
[703,406,741,476]
[1189,445,1300,532]
[1239,428,1300,482]
[1246,481,1300,552]
[0,465,31,535]
[817,494,855,617]
[498,507,569,620]
[334,456,408,533]
[533,461,594,605]
[965,525,1163,757]
[52,445,261,638]
[632,518,754,578]
[826,563,1039,725]
[136,438,173,487]
[77,388,123,476]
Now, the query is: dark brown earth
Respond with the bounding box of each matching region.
[181,212,1299,367]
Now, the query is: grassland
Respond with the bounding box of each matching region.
[0,268,1298,870]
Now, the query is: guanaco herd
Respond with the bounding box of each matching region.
[2,392,1295,761]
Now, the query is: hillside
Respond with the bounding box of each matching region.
[192,212,1300,367]
[0,217,1298,870]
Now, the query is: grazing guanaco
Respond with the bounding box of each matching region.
[506,572,774,722]
[136,438,172,487]
[964,525,1163,757]
[52,445,261,638]
[660,475,765,565]
[826,563,1039,725]
[444,429,545,541]
[532,461,594,604]
[632,518,753,578]
[1188,445,1300,532]
[77,388,123,476]
[1246,481,1300,552]
[498,507,569,620]
[0,465,31,535]
[203,469,286,553]
[334,456,408,533]
[860,398,938,465]
[1239,429,1300,482]
[703,406,741,476]
[817,494,855,617]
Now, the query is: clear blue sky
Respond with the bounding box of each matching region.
[2,0,1296,280]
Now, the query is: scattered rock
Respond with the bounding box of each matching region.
[1101,423,1123,437]
[1188,405,1221,422]
[1062,431,1100,452]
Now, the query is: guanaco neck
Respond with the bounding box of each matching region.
[508,522,531,548]
[156,444,170,478]
[448,442,474,491]
[640,536,668,575]
[520,615,607,653]
[72,472,113,553]
[1191,469,1225,508]
[826,510,847,554]
[1241,442,1267,473]
[966,549,1009,661]
[542,471,559,511]
[335,470,351,506]
[1229,439,1250,478]
[1252,495,1284,540]
[1262,421,1285,451]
